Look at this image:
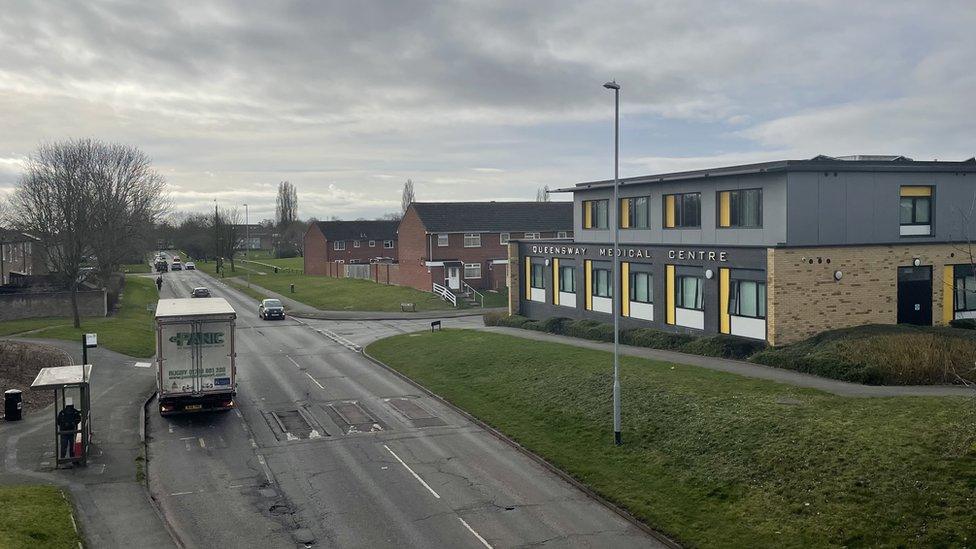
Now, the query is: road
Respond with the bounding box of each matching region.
[147,255,661,548]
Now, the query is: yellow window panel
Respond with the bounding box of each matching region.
[664,195,676,228]
[585,260,593,311]
[719,268,731,334]
[718,191,731,228]
[900,186,932,197]
[620,199,630,229]
[621,262,630,317]
[553,258,560,305]
[665,265,675,324]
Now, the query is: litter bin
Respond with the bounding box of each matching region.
[4,389,23,421]
[290,284,295,293]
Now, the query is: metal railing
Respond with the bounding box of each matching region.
[432,282,457,307]
[462,281,484,307]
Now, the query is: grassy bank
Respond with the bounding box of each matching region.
[0,276,157,357]
[366,329,976,547]
[0,485,82,548]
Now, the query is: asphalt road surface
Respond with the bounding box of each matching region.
[148,254,661,548]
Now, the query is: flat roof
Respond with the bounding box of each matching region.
[155,298,236,318]
[31,365,93,388]
[555,156,976,192]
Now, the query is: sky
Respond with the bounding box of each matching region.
[1,1,974,222]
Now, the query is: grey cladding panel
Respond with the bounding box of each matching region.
[817,174,847,243]
[786,173,820,245]
[843,172,876,242]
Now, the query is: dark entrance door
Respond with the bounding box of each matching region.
[897,266,932,325]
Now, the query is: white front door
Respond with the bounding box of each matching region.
[446,266,460,290]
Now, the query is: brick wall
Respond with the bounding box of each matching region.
[0,289,106,321]
[767,243,961,345]
[395,208,433,291]
[303,225,329,275]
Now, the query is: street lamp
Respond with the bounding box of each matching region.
[244,203,249,258]
[604,79,622,446]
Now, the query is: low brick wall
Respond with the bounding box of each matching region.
[0,289,107,321]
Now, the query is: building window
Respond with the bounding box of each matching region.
[559,265,576,293]
[629,271,653,303]
[557,231,568,239]
[664,193,701,229]
[437,234,449,246]
[620,196,650,229]
[955,266,976,313]
[463,233,481,247]
[464,263,482,279]
[583,199,609,229]
[675,275,703,310]
[900,186,932,236]
[524,232,540,239]
[729,279,766,319]
[718,189,762,228]
[353,240,361,248]
[531,263,545,288]
[384,240,394,249]
[593,268,612,298]
[333,241,345,251]
[499,233,510,245]
[369,240,376,247]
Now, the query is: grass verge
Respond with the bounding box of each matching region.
[0,485,82,549]
[366,329,976,547]
[0,276,157,357]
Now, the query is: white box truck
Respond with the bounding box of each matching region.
[155,298,237,415]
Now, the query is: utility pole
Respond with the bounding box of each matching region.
[604,79,622,446]
[244,203,249,258]
[214,200,220,274]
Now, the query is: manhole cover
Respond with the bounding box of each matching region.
[326,401,384,434]
[268,408,327,441]
[385,398,446,428]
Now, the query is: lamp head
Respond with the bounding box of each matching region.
[603,80,620,90]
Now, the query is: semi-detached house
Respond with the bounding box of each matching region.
[397,202,573,292]
[512,155,976,346]
[303,220,398,275]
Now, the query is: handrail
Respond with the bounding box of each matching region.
[462,281,484,307]
[432,282,457,307]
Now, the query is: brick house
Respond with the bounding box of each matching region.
[0,229,48,285]
[304,220,398,275]
[397,202,573,292]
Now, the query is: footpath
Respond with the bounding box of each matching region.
[214,274,505,320]
[0,338,176,548]
[479,326,976,398]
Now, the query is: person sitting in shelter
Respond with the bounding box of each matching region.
[57,398,82,458]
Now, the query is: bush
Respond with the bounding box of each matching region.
[483,312,532,328]
[682,334,767,360]
[564,319,614,342]
[950,318,976,330]
[621,328,695,350]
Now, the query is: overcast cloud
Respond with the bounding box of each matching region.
[1,0,974,220]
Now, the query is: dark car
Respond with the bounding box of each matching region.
[191,287,212,298]
[259,299,285,320]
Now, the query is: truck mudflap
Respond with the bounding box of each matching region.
[159,392,236,416]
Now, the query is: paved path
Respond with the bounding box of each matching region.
[0,338,176,548]
[219,273,505,320]
[479,326,976,398]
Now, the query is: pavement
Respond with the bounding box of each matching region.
[0,338,176,548]
[479,326,976,398]
[217,270,506,320]
[148,253,666,548]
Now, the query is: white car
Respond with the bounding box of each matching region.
[185,262,196,270]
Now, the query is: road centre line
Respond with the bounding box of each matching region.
[286,355,302,369]
[383,444,441,499]
[256,454,274,485]
[457,517,494,549]
[304,372,325,390]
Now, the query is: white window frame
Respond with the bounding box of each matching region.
[437,234,449,247]
[384,240,394,249]
[463,233,481,248]
[524,232,540,240]
[464,263,482,279]
[499,233,510,245]
[557,231,568,238]
[333,241,345,251]
[369,240,376,247]
[353,240,361,248]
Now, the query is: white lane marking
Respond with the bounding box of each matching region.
[383,444,440,499]
[198,437,206,449]
[133,362,152,368]
[286,355,302,369]
[256,454,274,484]
[457,517,493,549]
[304,372,325,390]
[169,491,194,496]
[168,424,174,434]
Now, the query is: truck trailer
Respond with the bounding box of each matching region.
[155,298,237,415]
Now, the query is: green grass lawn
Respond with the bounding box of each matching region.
[0,485,82,548]
[242,255,304,271]
[0,276,157,357]
[366,330,976,548]
[120,262,151,274]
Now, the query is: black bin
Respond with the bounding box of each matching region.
[4,389,23,421]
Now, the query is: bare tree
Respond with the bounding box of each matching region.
[11,140,96,327]
[401,179,415,214]
[536,185,551,202]
[275,181,298,229]
[88,143,168,281]
[214,207,243,274]
[377,212,401,221]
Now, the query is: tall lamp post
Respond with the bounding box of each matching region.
[244,203,249,258]
[604,80,622,446]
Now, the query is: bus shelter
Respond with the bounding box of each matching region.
[31,364,92,468]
